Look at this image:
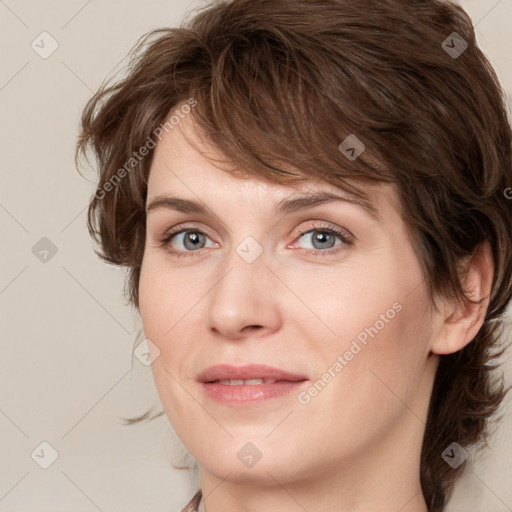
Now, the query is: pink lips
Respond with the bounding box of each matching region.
[197,364,309,407]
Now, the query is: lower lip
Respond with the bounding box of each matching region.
[201,380,308,406]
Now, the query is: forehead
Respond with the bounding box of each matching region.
[148,113,396,222]
[149,115,286,188]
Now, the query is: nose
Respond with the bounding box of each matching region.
[207,245,283,341]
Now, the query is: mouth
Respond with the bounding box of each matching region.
[207,378,296,385]
[197,364,309,406]
[197,363,307,383]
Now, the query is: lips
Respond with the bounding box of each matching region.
[197,364,309,406]
[213,378,280,385]
[197,364,308,383]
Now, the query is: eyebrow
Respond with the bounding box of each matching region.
[146,190,380,220]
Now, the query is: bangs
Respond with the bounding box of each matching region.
[168,28,394,201]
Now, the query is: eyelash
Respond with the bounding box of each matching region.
[157,223,354,259]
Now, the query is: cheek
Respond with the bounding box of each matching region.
[138,257,200,409]
[320,283,431,420]
[301,258,431,408]
[138,256,159,333]
[139,283,191,427]
[138,254,189,342]
[288,261,411,353]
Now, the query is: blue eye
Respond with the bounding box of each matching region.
[291,225,353,257]
[159,230,216,256]
[158,224,353,258]
[297,228,344,251]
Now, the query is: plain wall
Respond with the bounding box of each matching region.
[0,1,511,511]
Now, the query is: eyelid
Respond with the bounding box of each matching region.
[160,222,215,242]
[158,220,354,256]
[160,220,354,241]
[158,223,218,253]
[287,224,354,257]
[289,220,355,244]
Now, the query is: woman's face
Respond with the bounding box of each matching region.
[138,116,438,488]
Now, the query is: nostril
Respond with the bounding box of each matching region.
[243,325,263,332]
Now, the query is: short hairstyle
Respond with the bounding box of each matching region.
[75,0,512,510]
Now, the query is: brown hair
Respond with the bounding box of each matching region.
[75,0,512,509]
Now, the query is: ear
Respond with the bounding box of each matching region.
[430,241,494,355]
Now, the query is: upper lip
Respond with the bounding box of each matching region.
[197,364,308,383]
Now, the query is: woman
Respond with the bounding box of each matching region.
[75,0,512,510]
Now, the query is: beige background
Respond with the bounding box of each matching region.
[0,1,511,511]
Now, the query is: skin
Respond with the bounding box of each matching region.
[138,112,493,512]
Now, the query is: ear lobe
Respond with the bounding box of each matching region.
[430,241,494,356]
